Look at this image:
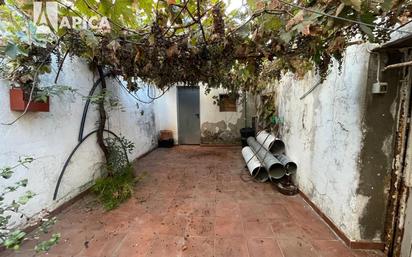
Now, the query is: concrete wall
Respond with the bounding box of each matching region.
[272,44,377,241]
[154,85,255,145]
[0,57,157,228]
[357,51,402,241]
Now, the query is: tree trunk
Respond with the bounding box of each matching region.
[96,65,110,169]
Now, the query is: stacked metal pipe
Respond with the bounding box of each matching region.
[241,130,297,181]
[241,147,269,182]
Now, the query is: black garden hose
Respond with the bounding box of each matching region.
[53,129,129,200]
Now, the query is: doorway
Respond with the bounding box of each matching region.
[177,86,200,144]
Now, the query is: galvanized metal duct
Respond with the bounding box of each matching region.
[247,137,286,179]
[256,130,285,154]
[241,147,269,182]
[275,154,297,174]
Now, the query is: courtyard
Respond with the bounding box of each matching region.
[2,147,384,257]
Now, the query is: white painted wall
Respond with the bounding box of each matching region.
[273,44,371,241]
[0,57,157,228]
[153,86,178,143]
[200,87,247,144]
[154,85,248,144]
[199,87,245,127]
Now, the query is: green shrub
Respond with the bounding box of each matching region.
[92,165,136,210]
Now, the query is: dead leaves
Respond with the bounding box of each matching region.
[166,43,179,58]
[286,11,304,31]
[327,36,346,54]
[107,40,121,64]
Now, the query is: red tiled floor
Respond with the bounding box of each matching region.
[247,238,283,257]
[115,232,154,257]
[145,235,185,257]
[0,146,386,257]
[215,216,244,237]
[243,218,273,238]
[181,237,214,257]
[277,238,319,257]
[186,216,215,237]
[215,237,249,257]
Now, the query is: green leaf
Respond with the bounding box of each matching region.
[18,191,36,205]
[381,0,393,11]
[247,0,256,10]
[280,31,292,44]
[360,24,374,40]
[35,233,60,252]
[4,43,18,59]
[16,179,28,187]
[360,11,375,25]
[3,230,26,249]
[74,0,97,16]
[138,0,153,15]
[112,0,134,25]
[1,167,13,179]
[262,16,282,31]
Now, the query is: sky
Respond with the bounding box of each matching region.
[225,0,244,13]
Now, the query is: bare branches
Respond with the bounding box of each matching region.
[163,0,190,36]
[96,64,110,165]
[54,49,70,84]
[197,0,208,44]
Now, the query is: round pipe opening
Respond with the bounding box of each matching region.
[251,167,269,182]
[268,163,286,179]
[285,162,297,174]
[270,140,286,154]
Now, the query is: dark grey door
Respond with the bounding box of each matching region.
[178,86,200,144]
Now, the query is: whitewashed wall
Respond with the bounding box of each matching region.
[154,85,247,144]
[273,44,371,241]
[0,57,157,228]
[154,86,178,143]
[199,87,246,144]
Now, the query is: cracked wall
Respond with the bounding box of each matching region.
[272,44,372,241]
[199,87,254,145]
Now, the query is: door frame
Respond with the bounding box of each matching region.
[176,86,200,145]
[384,50,412,257]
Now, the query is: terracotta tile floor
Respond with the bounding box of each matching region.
[2,146,385,257]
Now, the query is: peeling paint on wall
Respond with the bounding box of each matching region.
[200,118,242,144]
[0,57,157,229]
[154,86,256,145]
[273,44,372,241]
[357,52,401,241]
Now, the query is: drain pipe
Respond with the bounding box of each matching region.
[247,137,286,179]
[256,130,285,154]
[241,146,269,182]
